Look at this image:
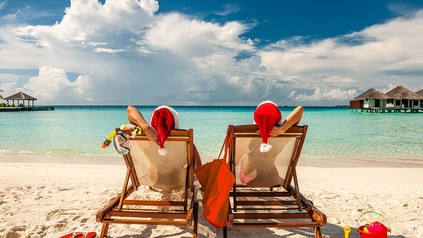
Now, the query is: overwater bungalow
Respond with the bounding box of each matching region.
[350,86,423,113]
[416,88,423,107]
[350,88,390,112]
[384,86,422,111]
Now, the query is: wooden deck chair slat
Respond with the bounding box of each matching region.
[232,222,321,228]
[102,218,189,226]
[123,200,186,206]
[237,207,301,211]
[235,200,299,206]
[230,191,291,197]
[232,212,314,220]
[109,211,189,219]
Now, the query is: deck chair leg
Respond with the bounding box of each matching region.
[223,225,228,238]
[314,226,322,238]
[100,223,109,238]
[292,167,303,210]
[118,169,132,209]
[193,200,198,238]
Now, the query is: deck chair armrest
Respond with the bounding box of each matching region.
[96,184,136,222]
[96,195,120,222]
[296,188,327,226]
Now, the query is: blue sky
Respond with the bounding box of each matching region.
[1,0,423,105]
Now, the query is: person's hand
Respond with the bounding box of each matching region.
[142,124,160,145]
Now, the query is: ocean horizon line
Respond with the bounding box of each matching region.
[29,104,351,108]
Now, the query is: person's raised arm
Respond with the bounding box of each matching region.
[127,105,160,144]
[269,106,304,136]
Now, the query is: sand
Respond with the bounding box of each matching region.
[1,155,423,238]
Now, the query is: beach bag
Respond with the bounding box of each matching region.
[195,127,235,228]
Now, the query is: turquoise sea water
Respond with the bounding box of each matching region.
[0,106,422,161]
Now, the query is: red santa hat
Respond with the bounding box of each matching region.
[150,105,179,156]
[253,100,282,153]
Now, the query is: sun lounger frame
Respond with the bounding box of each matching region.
[224,125,326,238]
[96,128,199,238]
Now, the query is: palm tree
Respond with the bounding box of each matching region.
[0,89,3,99]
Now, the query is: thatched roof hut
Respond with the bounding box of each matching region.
[4,91,37,101]
[351,86,423,112]
[350,88,390,109]
[385,86,423,100]
[3,91,37,107]
[352,88,389,100]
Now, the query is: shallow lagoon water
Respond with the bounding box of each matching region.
[1,106,422,161]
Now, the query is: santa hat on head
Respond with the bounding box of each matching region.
[253,100,282,153]
[150,105,179,156]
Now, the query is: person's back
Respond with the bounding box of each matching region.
[127,105,202,169]
[238,101,304,186]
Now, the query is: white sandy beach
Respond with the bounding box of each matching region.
[1,155,423,238]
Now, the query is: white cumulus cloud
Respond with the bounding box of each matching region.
[22,66,84,102]
[295,88,357,102]
[0,1,423,105]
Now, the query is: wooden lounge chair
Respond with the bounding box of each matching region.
[96,128,199,238]
[224,124,326,237]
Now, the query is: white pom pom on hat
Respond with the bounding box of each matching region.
[253,100,282,153]
[260,143,273,153]
[150,105,179,156]
[158,147,168,156]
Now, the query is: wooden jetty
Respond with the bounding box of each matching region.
[1,91,54,112]
[351,107,422,113]
[0,106,54,112]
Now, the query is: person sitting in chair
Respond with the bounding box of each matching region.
[127,105,202,169]
[239,101,304,186]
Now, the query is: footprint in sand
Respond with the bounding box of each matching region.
[5,231,20,238]
[57,187,71,191]
[46,209,64,221]
[54,220,68,229]
[5,226,27,238]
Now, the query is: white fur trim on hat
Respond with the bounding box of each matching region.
[256,100,278,109]
[260,143,273,153]
[150,105,179,129]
